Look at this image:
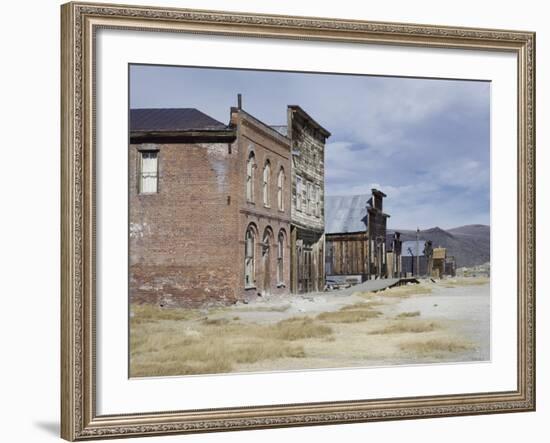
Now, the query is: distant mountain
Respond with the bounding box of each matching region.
[325,195,490,268]
[388,225,490,268]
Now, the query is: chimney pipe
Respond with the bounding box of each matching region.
[237,93,242,109]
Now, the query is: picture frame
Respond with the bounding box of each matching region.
[60,1,536,440]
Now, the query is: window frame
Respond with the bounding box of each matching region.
[277,167,285,212]
[244,226,256,288]
[246,151,256,203]
[263,160,271,208]
[306,181,312,215]
[138,149,159,195]
[277,230,285,286]
[296,175,302,212]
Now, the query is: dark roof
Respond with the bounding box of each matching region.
[130,108,228,133]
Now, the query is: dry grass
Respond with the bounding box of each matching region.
[130,303,202,325]
[317,309,382,323]
[339,301,384,311]
[234,304,291,313]
[442,278,490,288]
[399,338,474,355]
[317,302,383,324]
[397,311,421,318]
[355,284,432,299]
[382,284,433,297]
[267,317,332,340]
[130,306,332,377]
[370,320,439,335]
[201,317,230,326]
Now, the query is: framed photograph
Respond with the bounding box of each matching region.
[61,1,536,440]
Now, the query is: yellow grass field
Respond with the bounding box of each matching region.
[130,279,489,377]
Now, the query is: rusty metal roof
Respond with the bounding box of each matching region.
[130,108,228,132]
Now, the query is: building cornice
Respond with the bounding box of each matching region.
[240,208,291,224]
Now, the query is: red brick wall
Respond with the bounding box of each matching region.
[129,110,292,308]
[232,110,292,300]
[129,141,241,308]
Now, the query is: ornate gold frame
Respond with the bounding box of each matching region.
[61,2,536,440]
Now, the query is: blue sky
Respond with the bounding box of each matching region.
[130,64,490,230]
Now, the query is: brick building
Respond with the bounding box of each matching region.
[284,106,331,293]
[129,106,291,308]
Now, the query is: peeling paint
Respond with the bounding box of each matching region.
[130,222,151,239]
[207,143,228,192]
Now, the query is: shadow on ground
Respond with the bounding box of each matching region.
[34,421,59,437]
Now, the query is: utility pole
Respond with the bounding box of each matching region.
[416,227,420,277]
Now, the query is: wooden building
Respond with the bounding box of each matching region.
[325,189,392,283]
[325,231,368,284]
[286,106,331,293]
[363,189,390,279]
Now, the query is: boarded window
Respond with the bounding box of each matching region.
[245,227,255,287]
[139,151,158,194]
[277,168,285,211]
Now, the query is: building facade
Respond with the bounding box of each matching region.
[231,107,292,300]
[129,107,291,308]
[286,106,331,293]
[387,231,403,278]
[325,231,368,284]
[363,189,391,279]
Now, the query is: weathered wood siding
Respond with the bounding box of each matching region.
[325,232,368,277]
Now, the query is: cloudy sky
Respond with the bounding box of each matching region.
[130,64,490,230]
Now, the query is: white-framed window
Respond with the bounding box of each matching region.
[277,230,285,285]
[296,176,303,211]
[246,151,255,202]
[139,150,158,194]
[245,226,256,287]
[263,160,271,207]
[277,167,285,211]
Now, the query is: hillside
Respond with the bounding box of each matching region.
[325,195,490,268]
[388,225,490,268]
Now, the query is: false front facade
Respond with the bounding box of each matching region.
[285,106,331,293]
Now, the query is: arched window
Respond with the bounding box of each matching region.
[277,230,285,285]
[263,160,271,207]
[245,226,256,287]
[277,167,285,211]
[246,151,255,202]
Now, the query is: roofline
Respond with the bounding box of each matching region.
[288,105,331,138]
[232,107,291,147]
[130,128,236,144]
[326,230,367,236]
[371,188,387,198]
